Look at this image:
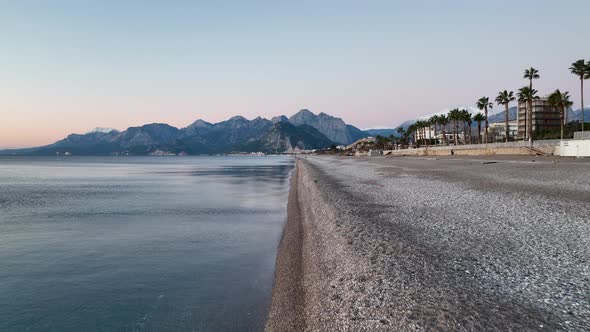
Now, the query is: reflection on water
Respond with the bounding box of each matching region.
[0,156,294,331]
[154,165,294,187]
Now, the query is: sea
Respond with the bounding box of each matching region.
[0,156,294,331]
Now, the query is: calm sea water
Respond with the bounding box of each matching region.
[0,156,294,331]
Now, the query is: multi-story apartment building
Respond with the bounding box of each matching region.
[517,98,560,139]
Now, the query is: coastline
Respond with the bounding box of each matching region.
[266,158,392,331]
[266,155,590,331]
[265,164,306,331]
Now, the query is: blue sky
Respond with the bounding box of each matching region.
[1,0,590,147]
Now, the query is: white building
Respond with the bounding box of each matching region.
[489,121,518,141]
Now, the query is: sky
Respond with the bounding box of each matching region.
[2,0,590,148]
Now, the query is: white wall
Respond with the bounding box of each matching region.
[560,140,590,157]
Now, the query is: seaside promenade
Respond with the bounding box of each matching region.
[267,155,590,331]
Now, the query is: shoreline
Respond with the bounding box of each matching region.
[265,163,306,331]
[266,159,391,331]
[266,155,589,331]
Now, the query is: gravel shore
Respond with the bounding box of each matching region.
[267,155,590,331]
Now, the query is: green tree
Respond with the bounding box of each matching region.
[495,90,516,142]
[548,89,574,140]
[472,113,486,144]
[569,59,590,131]
[476,97,493,143]
[517,86,539,147]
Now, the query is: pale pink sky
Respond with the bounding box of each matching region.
[2,1,589,148]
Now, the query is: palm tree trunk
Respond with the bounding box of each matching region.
[462,122,467,144]
[560,106,565,140]
[433,123,437,145]
[420,127,426,145]
[581,79,585,132]
[468,123,472,144]
[454,121,458,145]
[527,100,533,147]
[504,104,509,142]
[484,106,489,144]
[526,77,533,141]
[419,128,425,145]
[523,104,527,141]
[478,122,481,143]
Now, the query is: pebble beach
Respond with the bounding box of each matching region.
[267,155,590,331]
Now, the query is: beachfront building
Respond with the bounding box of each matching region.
[517,99,560,139]
[489,121,518,142]
[434,133,456,145]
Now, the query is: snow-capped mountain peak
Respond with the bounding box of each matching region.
[86,127,118,134]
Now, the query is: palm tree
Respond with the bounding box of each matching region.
[522,67,541,136]
[412,122,420,147]
[570,60,589,131]
[448,109,461,145]
[429,115,439,145]
[548,89,574,140]
[463,110,473,144]
[408,124,417,147]
[438,114,449,146]
[374,135,383,149]
[459,109,469,144]
[396,127,406,146]
[382,136,391,150]
[517,86,539,147]
[416,120,427,146]
[495,90,515,142]
[421,120,429,146]
[523,67,540,136]
[524,67,540,91]
[424,119,430,146]
[388,134,397,150]
[476,97,493,143]
[472,113,486,144]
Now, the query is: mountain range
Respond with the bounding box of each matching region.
[0,110,367,156]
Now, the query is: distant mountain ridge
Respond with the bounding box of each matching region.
[1,110,366,155]
[286,109,367,144]
[487,107,518,123]
[364,129,398,137]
